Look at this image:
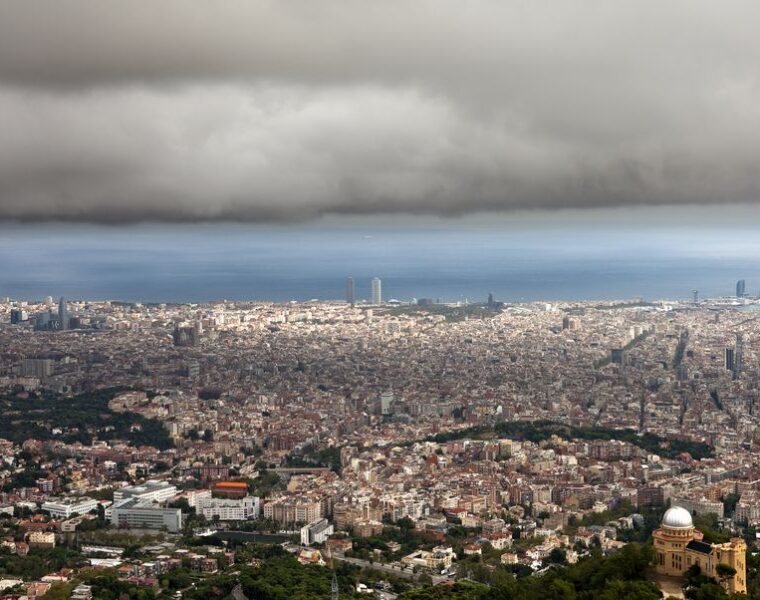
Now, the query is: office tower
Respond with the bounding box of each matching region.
[346,277,355,305]
[736,279,746,298]
[35,312,52,331]
[487,293,494,307]
[692,290,699,304]
[734,333,744,376]
[725,347,735,371]
[371,277,382,305]
[10,309,28,324]
[58,297,68,330]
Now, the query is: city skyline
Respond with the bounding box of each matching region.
[3,2,760,598]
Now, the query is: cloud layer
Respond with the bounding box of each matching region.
[1,0,760,222]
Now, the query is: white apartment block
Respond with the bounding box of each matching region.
[198,496,260,521]
[300,518,334,546]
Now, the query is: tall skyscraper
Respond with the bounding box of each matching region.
[58,297,68,330]
[371,277,382,305]
[724,347,735,371]
[734,332,744,377]
[736,279,746,298]
[346,277,355,305]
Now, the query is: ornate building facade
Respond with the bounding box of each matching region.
[653,506,746,594]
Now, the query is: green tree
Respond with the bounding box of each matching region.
[715,563,736,586]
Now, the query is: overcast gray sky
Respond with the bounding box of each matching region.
[1,0,759,223]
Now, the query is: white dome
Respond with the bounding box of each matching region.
[662,506,693,529]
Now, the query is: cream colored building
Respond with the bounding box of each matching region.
[402,545,455,570]
[653,506,746,594]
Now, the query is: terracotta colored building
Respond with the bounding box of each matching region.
[211,481,249,499]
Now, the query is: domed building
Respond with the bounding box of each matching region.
[653,506,746,594]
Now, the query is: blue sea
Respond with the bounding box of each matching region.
[2,209,760,303]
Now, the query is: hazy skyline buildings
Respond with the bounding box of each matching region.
[4,217,760,304]
[2,2,760,595]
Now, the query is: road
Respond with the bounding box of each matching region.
[332,554,450,585]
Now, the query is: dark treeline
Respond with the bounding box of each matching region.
[421,420,712,461]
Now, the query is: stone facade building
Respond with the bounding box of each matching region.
[653,506,746,594]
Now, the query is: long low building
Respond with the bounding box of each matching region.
[41,497,99,519]
[113,480,178,504]
[110,499,183,533]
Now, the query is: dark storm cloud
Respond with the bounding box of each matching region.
[1,0,760,222]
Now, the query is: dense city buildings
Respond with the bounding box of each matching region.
[2,294,760,596]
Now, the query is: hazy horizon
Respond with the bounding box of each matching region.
[4,205,760,304]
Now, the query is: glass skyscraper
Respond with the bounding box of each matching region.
[58,296,68,330]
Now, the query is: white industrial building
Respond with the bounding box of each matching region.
[110,500,183,533]
[41,497,99,518]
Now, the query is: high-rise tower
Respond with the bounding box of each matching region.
[371,277,382,305]
[737,279,746,298]
[734,332,744,378]
[58,297,68,330]
[346,277,355,305]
